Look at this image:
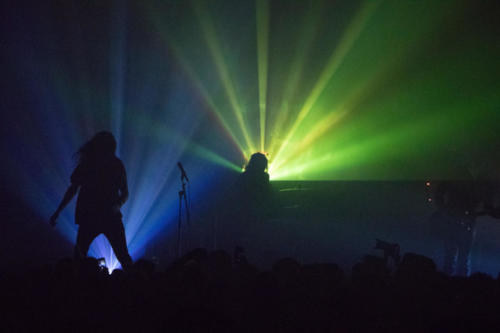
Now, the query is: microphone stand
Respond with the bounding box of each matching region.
[177,174,190,258]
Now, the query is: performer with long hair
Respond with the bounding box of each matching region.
[50,131,133,270]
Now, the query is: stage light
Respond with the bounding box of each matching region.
[97,257,106,268]
[143,0,496,182]
[4,0,497,268]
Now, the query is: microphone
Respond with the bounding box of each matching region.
[177,162,189,182]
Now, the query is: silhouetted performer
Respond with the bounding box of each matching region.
[234,152,271,219]
[50,131,133,270]
[431,180,479,276]
[220,153,271,263]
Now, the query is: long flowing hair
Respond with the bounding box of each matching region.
[75,131,117,166]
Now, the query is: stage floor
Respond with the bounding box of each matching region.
[150,181,500,276]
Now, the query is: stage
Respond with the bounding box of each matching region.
[146,181,500,276]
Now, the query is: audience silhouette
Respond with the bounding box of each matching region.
[5,247,500,331]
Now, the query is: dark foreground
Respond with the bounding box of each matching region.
[2,249,499,332]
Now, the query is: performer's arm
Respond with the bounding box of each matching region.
[50,184,79,226]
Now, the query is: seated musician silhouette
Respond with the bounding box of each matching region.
[234,152,271,219]
[50,131,133,270]
[222,153,271,263]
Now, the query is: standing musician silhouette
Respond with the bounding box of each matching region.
[431,180,478,276]
[50,131,133,270]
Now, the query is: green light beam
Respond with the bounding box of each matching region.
[268,108,348,175]
[256,0,269,152]
[269,60,396,174]
[270,153,336,180]
[134,112,242,173]
[271,0,380,167]
[192,0,256,154]
[147,8,246,159]
[267,0,325,157]
[188,144,243,173]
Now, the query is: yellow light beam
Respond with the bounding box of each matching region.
[173,53,246,156]
[147,9,245,157]
[270,62,390,172]
[274,108,455,180]
[192,0,256,154]
[188,143,243,173]
[270,108,349,173]
[268,0,325,156]
[271,153,336,180]
[135,112,243,172]
[271,0,379,166]
[256,0,269,152]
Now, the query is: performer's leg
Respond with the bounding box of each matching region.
[75,225,100,260]
[104,221,133,270]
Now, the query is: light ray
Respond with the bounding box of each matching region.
[147,8,245,157]
[109,0,127,156]
[256,0,269,151]
[271,0,380,166]
[192,0,256,154]
[267,0,325,157]
[269,108,349,175]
